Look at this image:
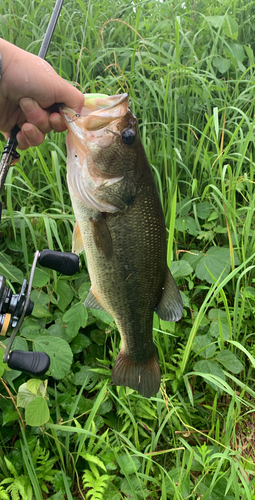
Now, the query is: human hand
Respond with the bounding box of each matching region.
[0,39,84,149]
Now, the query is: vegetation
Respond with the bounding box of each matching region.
[1,0,255,498]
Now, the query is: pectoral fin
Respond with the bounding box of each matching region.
[90,213,113,259]
[155,268,183,322]
[72,221,84,255]
[84,288,105,310]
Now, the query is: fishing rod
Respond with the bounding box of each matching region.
[0,0,79,376]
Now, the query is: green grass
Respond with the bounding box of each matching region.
[1,0,255,499]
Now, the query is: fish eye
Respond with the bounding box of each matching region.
[121,129,136,146]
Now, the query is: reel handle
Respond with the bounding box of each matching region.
[39,249,79,275]
[7,350,50,376]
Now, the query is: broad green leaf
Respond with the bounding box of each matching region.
[2,336,28,352]
[75,396,94,414]
[31,303,52,318]
[216,350,244,374]
[223,15,238,40]
[1,405,19,425]
[30,289,51,318]
[119,455,141,475]
[90,329,106,345]
[30,290,49,306]
[208,309,227,320]
[20,320,40,337]
[32,268,50,288]
[0,349,5,377]
[209,316,230,340]
[97,399,112,415]
[33,336,73,379]
[175,216,198,236]
[5,238,23,252]
[78,281,91,301]
[213,56,230,74]
[0,252,12,264]
[73,365,94,386]
[195,247,239,284]
[89,308,113,325]
[104,484,121,500]
[121,475,149,499]
[164,467,190,498]
[176,198,192,216]
[180,291,189,308]
[196,202,211,220]
[0,263,23,284]
[70,333,92,353]
[206,15,224,29]
[56,280,74,312]
[47,323,69,341]
[245,45,254,64]
[182,250,203,270]
[17,383,37,408]
[193,334,216,359]
[103,452,117,471]
[193,360,226,391]
[227,42,245,62]
[171,260,193,278]
[62,302,88,340]
[25,396,50,426]
[196,475,235,499]
[26,379,46,395]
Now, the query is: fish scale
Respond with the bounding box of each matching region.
[61,93,183,398]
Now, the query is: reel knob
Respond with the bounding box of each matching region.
[7,350,50,377]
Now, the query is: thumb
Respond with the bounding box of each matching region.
[54,79,84,114]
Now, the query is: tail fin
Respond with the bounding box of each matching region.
[112,350,161,398]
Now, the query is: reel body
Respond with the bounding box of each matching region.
[1,249,79,376]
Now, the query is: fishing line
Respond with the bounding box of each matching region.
[75,0,91,85]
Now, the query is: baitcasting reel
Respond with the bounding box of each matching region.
[1,249,79,377]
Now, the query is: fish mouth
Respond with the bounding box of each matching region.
[60,93,130,133]
[61,93,135,213]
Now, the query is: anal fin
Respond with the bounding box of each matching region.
[155,268,183,322]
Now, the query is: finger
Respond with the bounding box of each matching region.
[19,98,52,134]
[49,112,67,133]
[16,124,45,149]
[16,129,31,150]
[54,81,84,114]
[22,123,45,147]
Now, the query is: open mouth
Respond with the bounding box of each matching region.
[60,93,129,131]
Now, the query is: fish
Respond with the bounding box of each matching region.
[61,93,183,398]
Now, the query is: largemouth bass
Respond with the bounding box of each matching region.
[61,94,182,398]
